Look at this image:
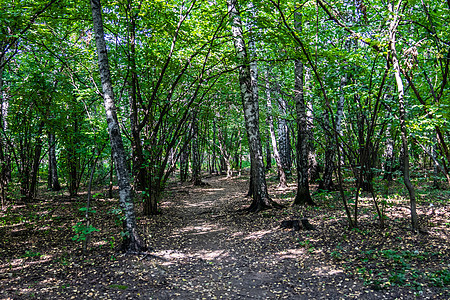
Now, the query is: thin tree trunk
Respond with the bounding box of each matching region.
[265,139,271,171]
[305,67,319,182]
[191,114,205,185]
[320,110,335,191]
[227,0,280,212]
[48,133,61,191]
[109,152,114,198]
[388,1,418,231]
[383,114,394,182]
[90,0,146,252]
[29,122,44,199]
[293,10,314,206]
[265,69,287,187]
[0,62,8,208]
[180,146,189,182]
[432,136,439,188]
[212,120,217,174]
[127,7,147,192]
[278,106,292,175]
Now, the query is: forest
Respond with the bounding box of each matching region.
[0,0,449,298]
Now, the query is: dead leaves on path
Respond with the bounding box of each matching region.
[0,176,449,299]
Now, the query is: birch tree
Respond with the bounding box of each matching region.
[90,0,146,252]
[292,9,314,206]
[387,0,418,231]
[227,0,280,212]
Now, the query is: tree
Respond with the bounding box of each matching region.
[47,133,62,191]
[292,8,314,206]
[227,0,280,212]
[90,0,146,252]
[264,68,287,188]
[387,0,418,231]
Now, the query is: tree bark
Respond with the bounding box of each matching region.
[29,122,44,199]
[293,10,314,206]
[227,0,280,212]
[265,69,287,187]
[304,67,320,182]
[277,101,292,175]
[191,114,204,185]
[265,139,271,171]
[90,0,146,252]
[0,61,9,208]
[67,118,79,197]
[217,126,232,178]
[180,145,189,182]
[127,6,147,191]
[48,133,61,191]
[388,1,418,231]
[319,110,335,191]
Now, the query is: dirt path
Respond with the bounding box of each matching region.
[1,175,448,299]
[135,176,442,299]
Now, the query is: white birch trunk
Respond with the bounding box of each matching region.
[388,1,418,231]
[227,0,279,211]
[90,0,146,252]
[265,69,287,187]
[293,9,314,205]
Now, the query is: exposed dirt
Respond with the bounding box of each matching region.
[0,175,449,299]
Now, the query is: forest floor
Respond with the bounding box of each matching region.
[0,173,449,299]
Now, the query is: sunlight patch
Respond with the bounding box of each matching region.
[313,266,343,276]
[243,230,272,240]
[195,249,229,260]
[274,248,305,259]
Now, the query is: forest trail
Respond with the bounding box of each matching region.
[138,175,431,299]
[145,175,348,299]
[1,175,448,299]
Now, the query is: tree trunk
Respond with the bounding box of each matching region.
[227,0,280,212]
[265,139,271,172]
[90,0,146,252]
[278,110,292,175]
[191,114,204,185]
[388,1,418,231]
[0,62,10,208]
[217,126,232,178]
[383,117,394,182]
[127,8,147,192]
[304,67,320,183]
[29,122,44,199]
[180,145,189,182]
[293,10,314,206]
[212,120,217,174]
[48,133,61,191]
[265,68,287,187]
[319,110,335,191]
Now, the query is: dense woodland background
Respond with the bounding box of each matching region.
[1,0,449,248]
[1,0,449,298]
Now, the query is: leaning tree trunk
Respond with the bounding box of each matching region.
[227,0,280,212]
[293,10,314,206]
[388,1,418,231]
[90,0,146,252]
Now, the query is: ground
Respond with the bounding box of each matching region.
[0,174,449,299]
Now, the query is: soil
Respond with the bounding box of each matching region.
[0,174,449,299]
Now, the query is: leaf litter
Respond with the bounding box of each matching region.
[0,175,448,299]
